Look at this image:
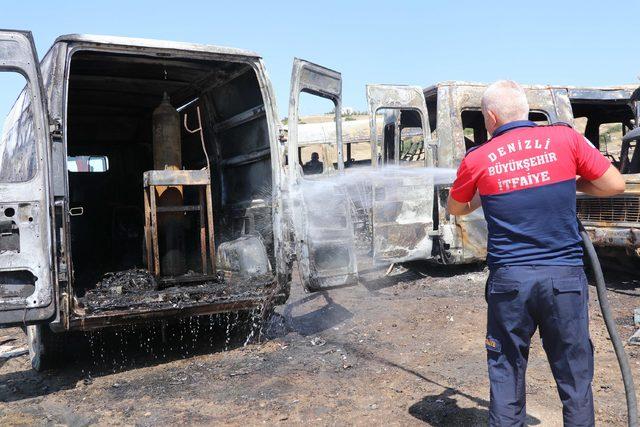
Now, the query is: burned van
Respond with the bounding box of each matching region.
[362,82,576,265]
[361,81,639,268]
[0,30,347,369]
[363,81,639,269]
[567,86,640,268]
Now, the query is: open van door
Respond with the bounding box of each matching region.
[366,84,437,262]
[0,30,55,325]
[287,58,358,291]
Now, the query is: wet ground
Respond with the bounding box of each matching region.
[1,264,639,426]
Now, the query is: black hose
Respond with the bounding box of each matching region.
[579,220,638,427]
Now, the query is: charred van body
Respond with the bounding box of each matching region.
[0,31,352,370]
[367,82,639,269]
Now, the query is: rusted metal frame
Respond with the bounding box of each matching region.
[214,104,266,133]
[199,187,208,274]
[144,171,214,276]
[67,293,284,331]
[149,186,160,275]
[143,169,210,186]
[581,220,640,229]
[143,187,153,271]
[205,183,216,273]
[583,226,640,248]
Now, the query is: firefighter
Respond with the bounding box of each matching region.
[447,80,625,426]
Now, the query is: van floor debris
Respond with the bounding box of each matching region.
[79,269,276,314]
[1,266,638,425]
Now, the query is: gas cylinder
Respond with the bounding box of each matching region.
[152,92,185,276]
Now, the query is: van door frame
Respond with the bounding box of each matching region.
[365,84,439,262]
[287,58,358,291]
[287,58,344,178]
[366,84,435,168]
[0,30,56,326]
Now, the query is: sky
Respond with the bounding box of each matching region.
[2,0,640,119]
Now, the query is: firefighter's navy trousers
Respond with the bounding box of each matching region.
[486,265,594,426]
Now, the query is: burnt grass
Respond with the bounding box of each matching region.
[0,263,638,425]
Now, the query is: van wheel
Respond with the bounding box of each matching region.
[26,324,65,371]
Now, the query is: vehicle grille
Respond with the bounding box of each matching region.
[577,196,640,223]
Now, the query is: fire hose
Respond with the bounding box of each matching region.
[579,219,638,427]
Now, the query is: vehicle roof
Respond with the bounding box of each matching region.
[54,34,261,58]
[424,80,637,96]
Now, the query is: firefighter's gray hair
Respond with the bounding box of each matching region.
[481,80,530,123]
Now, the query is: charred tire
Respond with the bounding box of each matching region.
[26,324,66,371]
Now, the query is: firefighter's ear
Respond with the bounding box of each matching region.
[484,109,499,135]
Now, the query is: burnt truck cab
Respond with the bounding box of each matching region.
[0,30,345,369]
[367,81,638,267]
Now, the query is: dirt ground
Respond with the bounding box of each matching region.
[1,263,639,426]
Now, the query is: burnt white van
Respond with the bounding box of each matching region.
[0,30,354,369]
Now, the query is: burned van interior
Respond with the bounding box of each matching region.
[571,99,638,173]
[66,50,275,315]
[381,109,425,165]
[461,110,549,152]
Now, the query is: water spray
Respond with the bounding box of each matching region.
[294,165,638,424]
